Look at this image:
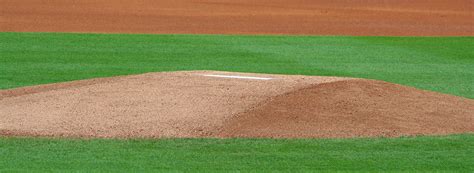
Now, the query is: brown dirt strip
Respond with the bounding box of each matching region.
[1,0,472,36]
[1,71,473,138]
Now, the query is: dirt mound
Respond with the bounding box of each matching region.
[1,0,472,36]
[220,80,474,138]
[1,71,473,138]
[0,71,346,138]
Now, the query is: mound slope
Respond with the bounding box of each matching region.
[1,71,473,138]
[221,80,474,138]
[1,0,472,36]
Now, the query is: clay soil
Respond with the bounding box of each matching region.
[1,71,473,138]
[1,0,472,36]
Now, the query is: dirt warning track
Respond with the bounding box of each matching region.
[1,0,472,36]
[1,71,473,138]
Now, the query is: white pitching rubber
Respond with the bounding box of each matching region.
[202,74,273,80]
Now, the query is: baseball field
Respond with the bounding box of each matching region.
[1,0,473,171]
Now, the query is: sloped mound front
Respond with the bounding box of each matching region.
[1,71,473,138]
[219,79,474,138]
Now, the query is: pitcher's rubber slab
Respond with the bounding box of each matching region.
[1,0,472,36]
[1,71,473,138]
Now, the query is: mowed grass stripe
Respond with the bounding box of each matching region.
[1,32,473,98]
[1,135,473,171]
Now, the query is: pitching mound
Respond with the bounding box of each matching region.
[1,71,473,138]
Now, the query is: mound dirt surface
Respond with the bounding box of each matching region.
[221,80,474,138]
[1,71,473,138]
[1,0,472,36]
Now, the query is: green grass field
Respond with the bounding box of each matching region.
[1,135,473,172]
[1,32,473,98]
[1,32,473,171]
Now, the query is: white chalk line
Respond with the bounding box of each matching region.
[202,74,273,80]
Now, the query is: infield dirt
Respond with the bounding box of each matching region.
[1,71,473,138]
[1,0,472,36]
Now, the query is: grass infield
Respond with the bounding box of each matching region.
[1,32,473,171]
[1,32,473,98]
[1,135,473,171]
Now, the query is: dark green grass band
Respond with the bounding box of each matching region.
[1,32,473,98]
[1,135,473,171]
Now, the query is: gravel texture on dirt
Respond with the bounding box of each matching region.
[1,71,473,138]
[1,0,472,36]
